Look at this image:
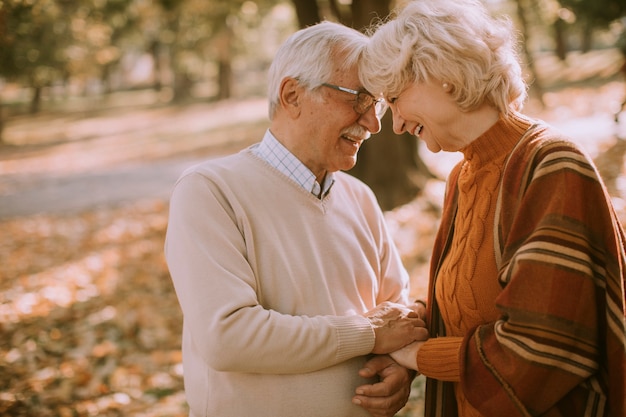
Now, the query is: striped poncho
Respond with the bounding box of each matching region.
[424,112,626,417]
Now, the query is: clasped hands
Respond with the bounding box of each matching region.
[351,302,428,417]
[365,301,428,354]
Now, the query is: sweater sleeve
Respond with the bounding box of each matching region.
[461,139,626,416]
[164,170,375,375]
[417,337,463,381]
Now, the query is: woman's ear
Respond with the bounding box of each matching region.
[278,77,302,118]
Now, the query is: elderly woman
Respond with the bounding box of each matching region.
[356,0,626,416]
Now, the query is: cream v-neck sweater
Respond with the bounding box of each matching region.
[165,146,410,417]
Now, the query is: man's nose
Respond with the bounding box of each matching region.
[359,106,382,134]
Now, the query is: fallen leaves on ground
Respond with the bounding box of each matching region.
[0,200,188,417]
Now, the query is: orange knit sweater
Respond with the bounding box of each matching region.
[416,117,525,416]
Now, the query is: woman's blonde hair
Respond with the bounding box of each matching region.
[359,0,527,114]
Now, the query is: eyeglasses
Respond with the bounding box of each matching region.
[321,83,388,119]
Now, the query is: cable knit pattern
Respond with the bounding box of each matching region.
[436,152,503,336]
[431,118,520,417]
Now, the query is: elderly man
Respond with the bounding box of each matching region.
[165,21,427,417]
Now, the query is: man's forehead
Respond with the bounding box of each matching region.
[329,65,361,87]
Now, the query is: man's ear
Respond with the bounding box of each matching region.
[278,77,303,118]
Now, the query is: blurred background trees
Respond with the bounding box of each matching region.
[1,0,625,209]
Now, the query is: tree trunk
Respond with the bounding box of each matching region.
[168,19,189,103]
[0,99,5,145]
[554,17,567,61]
[291,0,320,28]
[350,0,391,30]
[30,86,42,114]
[515,0,545,108]
[172,71,192,102]
[214,25,234,100]
[101,63,112,95]
[168,6,192,102]
[580,20,593,53]
[217,61,232,100]
[150,39,163,92]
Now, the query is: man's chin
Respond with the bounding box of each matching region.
[339,158,358,172]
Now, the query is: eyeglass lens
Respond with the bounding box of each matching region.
[320,83,387,118]
[356,93,387,118]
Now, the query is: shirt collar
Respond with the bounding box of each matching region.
[253,130,335,198]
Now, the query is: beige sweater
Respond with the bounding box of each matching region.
[165,146,410,417]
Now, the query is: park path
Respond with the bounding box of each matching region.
[0,97,269,219]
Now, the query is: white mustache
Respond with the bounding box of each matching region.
[341,125,370,141]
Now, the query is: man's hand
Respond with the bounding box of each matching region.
[366,302,429,354]
[352,355,415,417]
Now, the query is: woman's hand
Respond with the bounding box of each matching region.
[389,341,425,371]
